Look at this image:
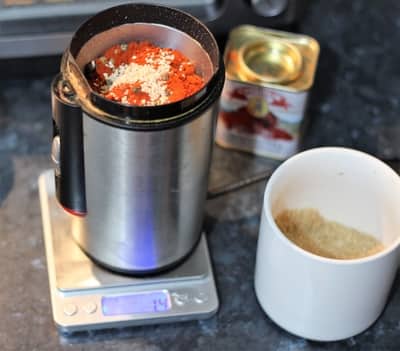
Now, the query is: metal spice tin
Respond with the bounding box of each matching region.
[216,25,319,160]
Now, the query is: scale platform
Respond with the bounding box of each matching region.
[38,170,219,333]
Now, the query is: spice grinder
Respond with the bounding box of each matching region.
[51,4,224,274]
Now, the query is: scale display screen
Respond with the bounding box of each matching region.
[102,291,171,316]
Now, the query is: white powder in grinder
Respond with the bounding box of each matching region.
[275,208,384,259]
[105,52,175,105]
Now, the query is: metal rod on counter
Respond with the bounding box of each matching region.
[206,168,274,200]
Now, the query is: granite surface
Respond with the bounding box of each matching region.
[2,0,400,350]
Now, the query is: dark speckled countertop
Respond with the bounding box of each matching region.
[2,1,400,350]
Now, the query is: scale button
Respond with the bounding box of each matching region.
[194,292,209,304]
[82,302,97,314]
[172,293,189,306]
[63,303,78,316]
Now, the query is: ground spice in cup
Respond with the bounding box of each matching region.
[88,41,205,106]
[275,208,384,260]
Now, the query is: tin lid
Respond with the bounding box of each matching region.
[237,39,302,84]
[224,25,320,92]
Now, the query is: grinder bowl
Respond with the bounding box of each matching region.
[61,3,223,127]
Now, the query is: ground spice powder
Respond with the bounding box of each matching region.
[89,41,205,106]
[275,208,384,259]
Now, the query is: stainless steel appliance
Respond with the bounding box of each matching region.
[40,4,223,332]
[0,0,307,59]
[51,4,224,274]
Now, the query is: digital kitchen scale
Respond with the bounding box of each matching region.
[38,170,219,333]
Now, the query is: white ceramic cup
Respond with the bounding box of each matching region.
[254,147,400,341]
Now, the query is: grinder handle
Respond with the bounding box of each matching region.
[51,74,86,215]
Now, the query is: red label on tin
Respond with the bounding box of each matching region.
[216,80,308,159]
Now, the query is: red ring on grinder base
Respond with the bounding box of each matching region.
[62,205,86,217]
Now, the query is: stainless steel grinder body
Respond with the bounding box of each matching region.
[76,106,217,273]
[51,4,224,274]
